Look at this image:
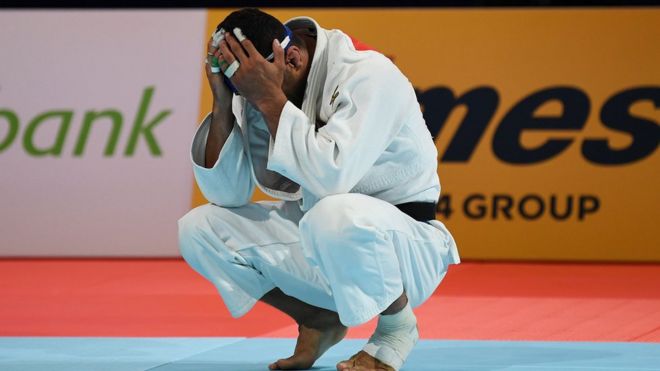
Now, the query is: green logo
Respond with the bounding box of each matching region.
[0,86,171,157]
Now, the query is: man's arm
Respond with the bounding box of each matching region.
[204,37,237,167]
[205,102,234,168]
[216,32,409,198]
[190,37,255,207]
[266,76,409,198]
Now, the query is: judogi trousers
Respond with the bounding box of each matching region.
[178,193,459,327]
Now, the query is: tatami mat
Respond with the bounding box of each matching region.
[1,337,659,371]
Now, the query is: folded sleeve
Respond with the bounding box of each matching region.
[191,113,254,207]
[267,61,411,198]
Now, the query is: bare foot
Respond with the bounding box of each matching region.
[336,351,396,371]
[269,323,347,370]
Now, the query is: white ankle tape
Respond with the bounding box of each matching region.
[362,303,419,370]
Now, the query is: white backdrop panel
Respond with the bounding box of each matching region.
[0,10,206,256]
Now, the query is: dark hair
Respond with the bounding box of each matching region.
[217,8,287,59]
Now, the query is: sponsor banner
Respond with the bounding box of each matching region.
[0,10,206,256]
[197,8,660,261]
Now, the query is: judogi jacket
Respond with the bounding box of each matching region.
[190,17,440,212]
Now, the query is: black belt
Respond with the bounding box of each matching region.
[395,202,436,222]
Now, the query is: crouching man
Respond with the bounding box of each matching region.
[179,8,459,371]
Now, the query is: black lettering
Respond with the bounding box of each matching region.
[518,194,545,220]
[463,194,487,219]
[493,87,590,164]
[416,87,499,162]
[492,194,513,220]
[549,194,573,220]
[579,195,600,220]
[582,87,660,165]
[437,194,453,219]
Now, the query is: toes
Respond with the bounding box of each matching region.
[271,356,314,370]
[337,351,361,371]
[269,359,288,370]
[337,351,396,371]
[336,360,353,370]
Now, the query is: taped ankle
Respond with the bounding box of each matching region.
[362,303,419,370]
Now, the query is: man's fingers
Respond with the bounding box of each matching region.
[225,32,249,62]
[239,38,260,58]
[272,39,285,68]
[232,27,261,59]
[218,40,236,64]
[213,52,229,71]
[207,37,219,55]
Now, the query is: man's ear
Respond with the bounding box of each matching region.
[285,46,303,70]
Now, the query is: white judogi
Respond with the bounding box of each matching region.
[179,17,459,327]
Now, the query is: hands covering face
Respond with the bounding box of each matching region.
[216,28,287,108]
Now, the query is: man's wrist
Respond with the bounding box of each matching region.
[212,98,231,113]
[255,91,288,138]
[255,91,287,115]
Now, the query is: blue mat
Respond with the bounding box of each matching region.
[1,337,659,371]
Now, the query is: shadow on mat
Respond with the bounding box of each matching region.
[148,362,334,371]
[148,344,616,371]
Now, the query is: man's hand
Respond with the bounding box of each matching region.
[205,36,233,108]
[219,31,288,138]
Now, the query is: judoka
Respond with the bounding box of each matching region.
[178,8,460,371]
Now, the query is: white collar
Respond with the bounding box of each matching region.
[284,16,328,128]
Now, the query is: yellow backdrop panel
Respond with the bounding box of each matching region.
[195,8,660,262]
